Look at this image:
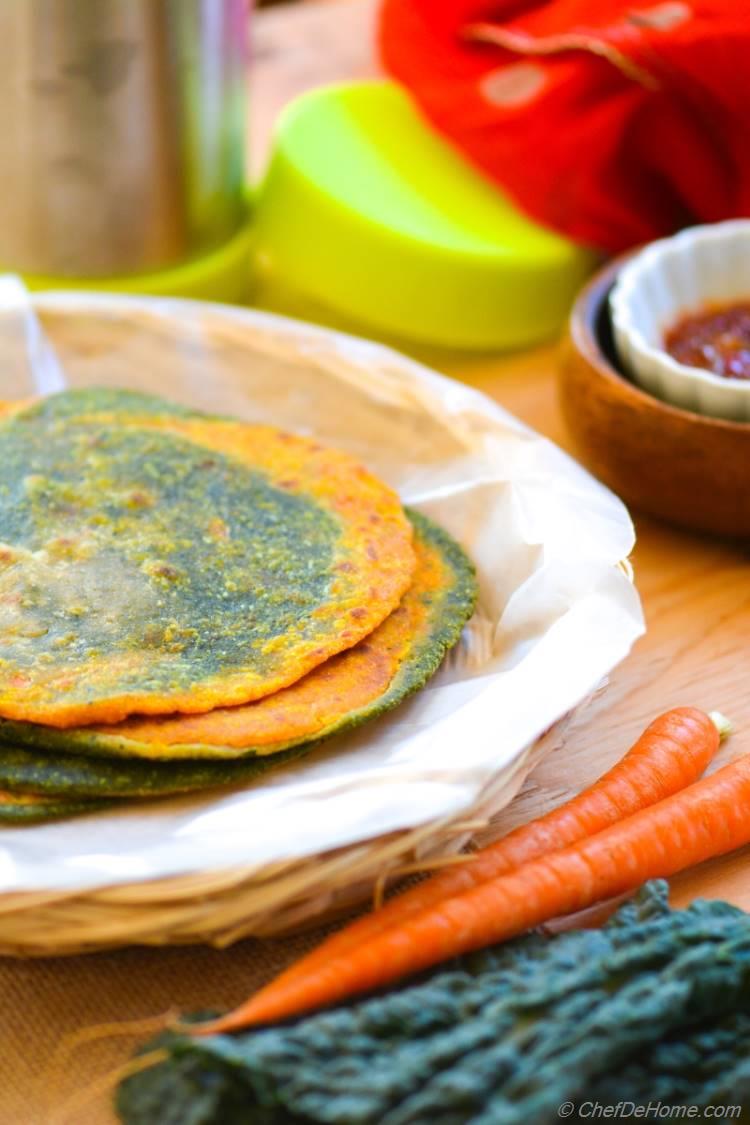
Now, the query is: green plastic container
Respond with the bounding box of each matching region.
[253,80,596,351]
[16,218,255,304]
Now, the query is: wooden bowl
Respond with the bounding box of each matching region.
[559,255,750,538]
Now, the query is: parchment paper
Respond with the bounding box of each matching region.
[0,283,644,893]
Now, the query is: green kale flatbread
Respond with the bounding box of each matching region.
[0,741,310,800]
[0,389,415,727]
[0,788,109,824]
[1,387,198,424]
[0,513,476,797]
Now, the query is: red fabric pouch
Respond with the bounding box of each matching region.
[380,0,750,251]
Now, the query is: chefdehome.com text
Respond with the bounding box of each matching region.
[557,1102,742,1119]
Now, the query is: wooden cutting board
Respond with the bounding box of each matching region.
[254,0,750,911]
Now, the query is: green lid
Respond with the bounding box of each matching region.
[253,80,595,351]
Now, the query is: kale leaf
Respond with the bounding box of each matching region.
[117,883,750,1125]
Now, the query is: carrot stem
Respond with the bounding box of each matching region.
[709,711,733,740]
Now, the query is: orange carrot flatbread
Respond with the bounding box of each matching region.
[0,389,415,727]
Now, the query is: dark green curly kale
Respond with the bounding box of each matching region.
[117,883,750,1125]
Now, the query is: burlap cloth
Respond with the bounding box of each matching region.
[0,920,334,1125]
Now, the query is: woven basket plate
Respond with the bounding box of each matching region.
[0,289,643,955]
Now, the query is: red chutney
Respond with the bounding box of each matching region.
[665,303,750,381]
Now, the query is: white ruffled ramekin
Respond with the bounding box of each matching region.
[610,220,750,422]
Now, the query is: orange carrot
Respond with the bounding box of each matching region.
[203,747,750,1028]
[194,707,728,1035]
[290,707,723,969]
[204,709,722,1014]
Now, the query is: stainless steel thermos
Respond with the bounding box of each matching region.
[0,0,249,278]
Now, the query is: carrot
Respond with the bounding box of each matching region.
[194,707,728,1035]
[290,707,723,971]
[202,747,750,1028]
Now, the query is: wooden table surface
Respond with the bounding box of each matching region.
[253,0,750,910]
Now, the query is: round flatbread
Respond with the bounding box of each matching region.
[0,389,415,727]
[0,742,310,801]
[0,388,196,424]
[0,789,109,825]
[0,512,477,796]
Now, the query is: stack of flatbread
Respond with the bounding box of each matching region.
[0,390,476,823]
